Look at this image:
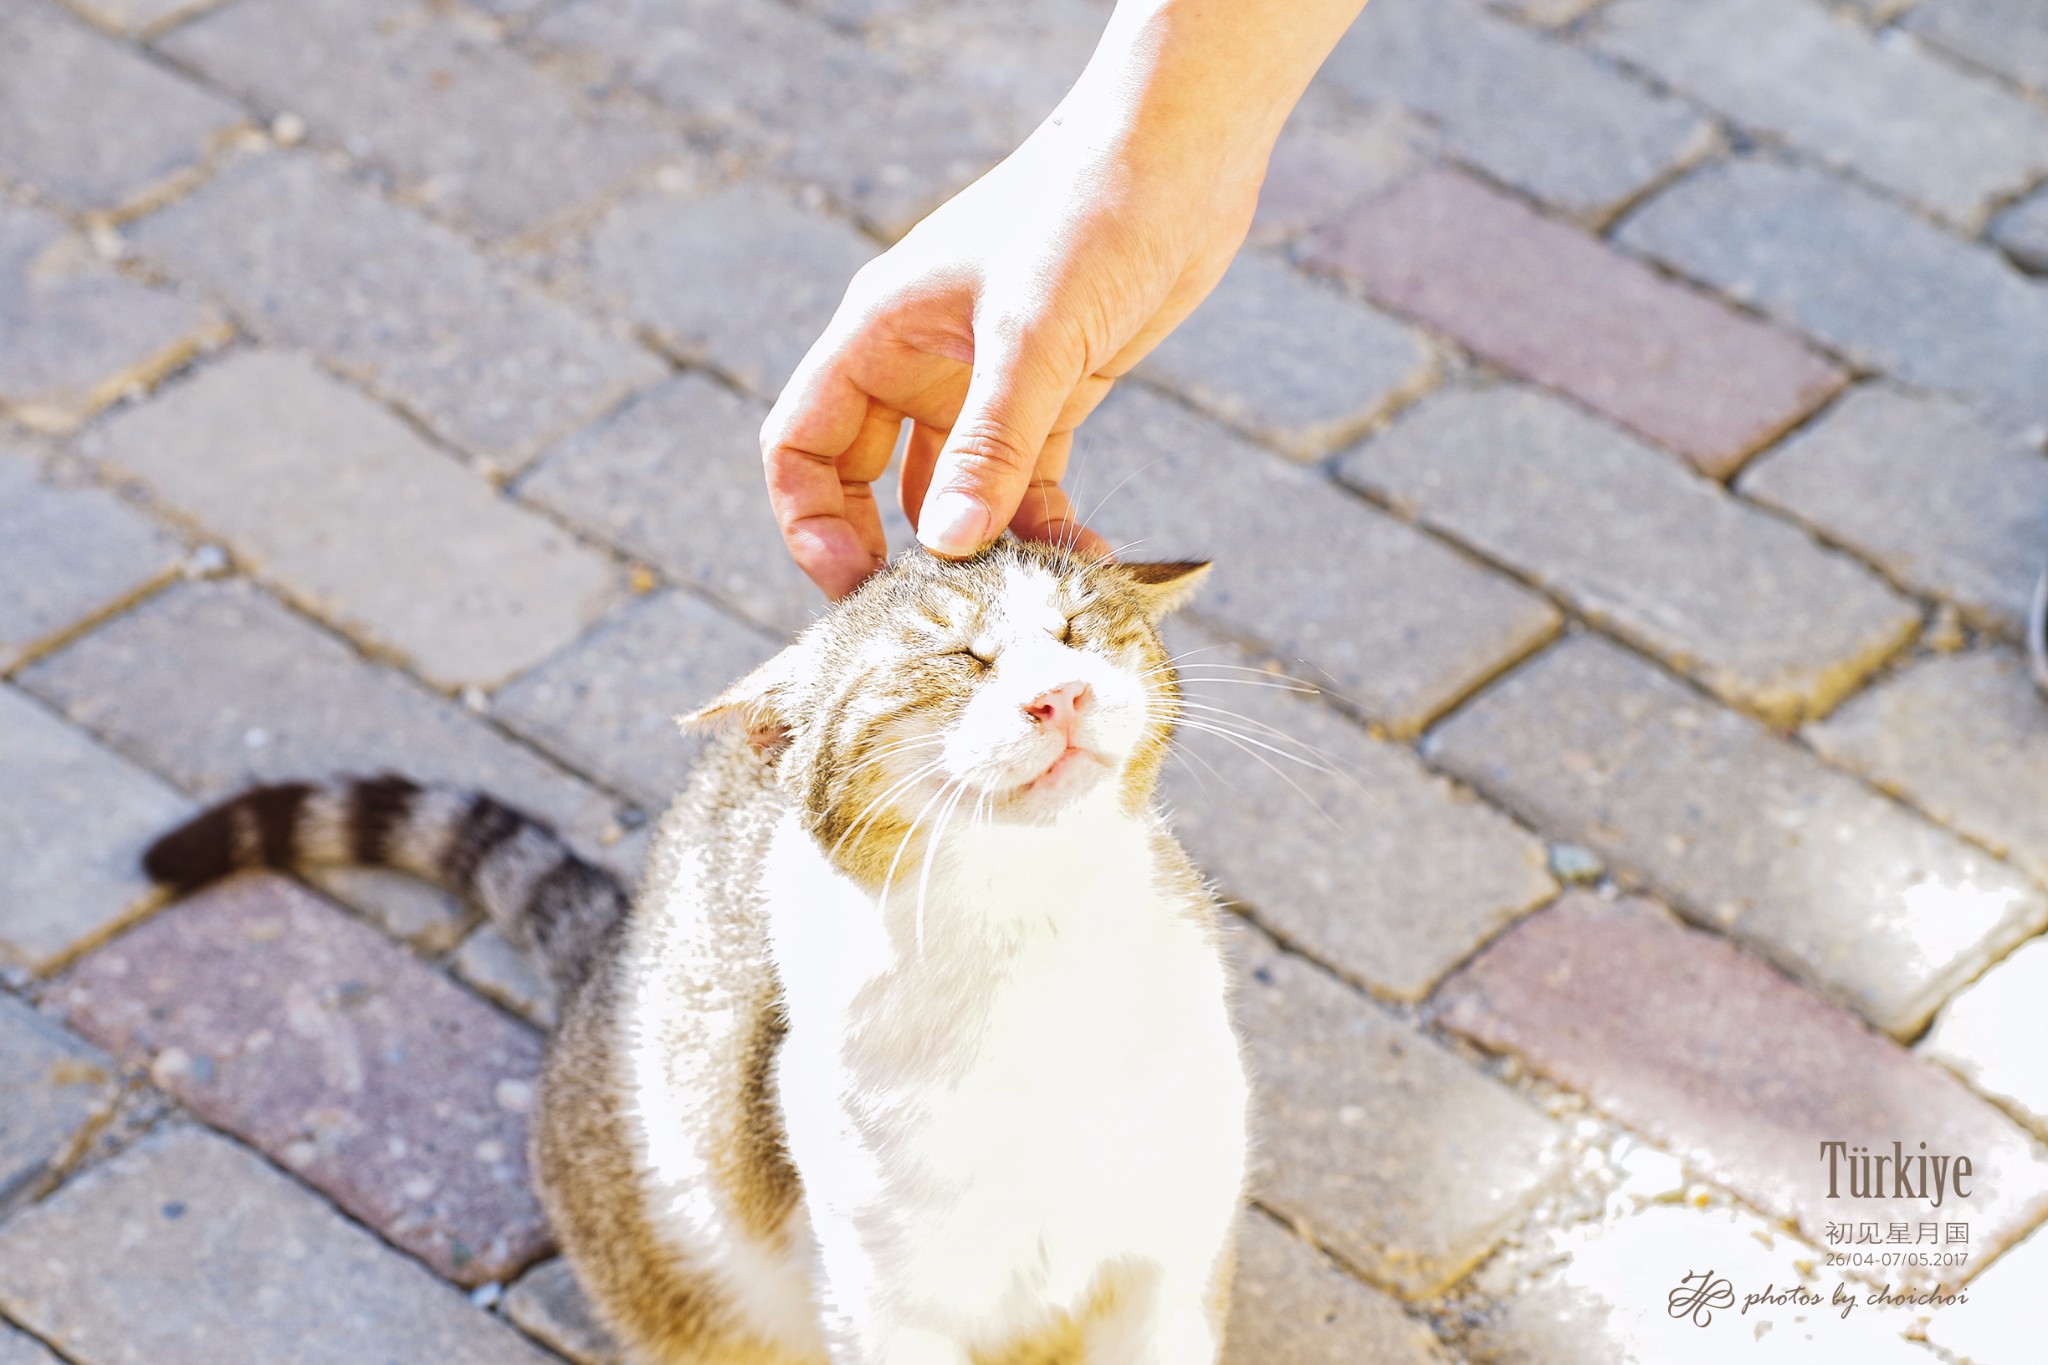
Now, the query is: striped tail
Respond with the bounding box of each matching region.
[142,775,625,996]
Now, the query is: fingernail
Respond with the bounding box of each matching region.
[920,491,991,557]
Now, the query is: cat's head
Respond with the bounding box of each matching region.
[686,539,1205,880]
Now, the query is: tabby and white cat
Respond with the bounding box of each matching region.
[147,540,1250,1364]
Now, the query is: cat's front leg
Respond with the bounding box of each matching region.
[1127,1309,1219,1365]
[865,1327,972,1365]
[803,1199,969,1365]
[1082,1276,1221,1365]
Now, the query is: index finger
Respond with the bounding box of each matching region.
[761,359,896,599]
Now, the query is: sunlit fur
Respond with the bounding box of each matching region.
[533,540,1249,1365]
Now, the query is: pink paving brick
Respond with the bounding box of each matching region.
[1302,168,1846,478]
[1435,892,2048,1286]
[50,873,548,1286]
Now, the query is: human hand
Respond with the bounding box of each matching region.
[759,117,1262,598]
[760,0,1371,599]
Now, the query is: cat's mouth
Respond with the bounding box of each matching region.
[1012,744,1108,803]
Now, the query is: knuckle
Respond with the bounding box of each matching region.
[944,421,1037,479]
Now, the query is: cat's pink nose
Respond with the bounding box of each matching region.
[1024,681,1091,740]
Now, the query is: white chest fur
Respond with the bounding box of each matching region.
[763,800,1249,1354]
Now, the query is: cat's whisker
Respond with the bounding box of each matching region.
[1163,700,1341,767]
[1165,742,1231,795]
[1061,438,1099,558]
[1170,701,1349,768]
[833,757,951,859]
[1078,454,1167,537]
[877,776,965,957]
[913,780,973,959]
[1167,699,1380,805]
[841,737,947,782]
[840,739,945,784]
[1156,643,1234,664]
[1139,660,1325,692]
[1154,672,1321,695]
[836,754,947,836]
[1165,718,1344,830]
[1081,537,1151,573]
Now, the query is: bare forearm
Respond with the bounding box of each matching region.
[1059,0,1374,178]
[763,0,1373,593]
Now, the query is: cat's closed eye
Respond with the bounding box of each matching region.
[949,642,996,668]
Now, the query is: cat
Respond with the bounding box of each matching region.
[144,539,1251,1365]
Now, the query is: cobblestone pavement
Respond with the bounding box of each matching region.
[3,0,2047,1361]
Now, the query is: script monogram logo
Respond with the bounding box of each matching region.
[1667,1270,1736,1327]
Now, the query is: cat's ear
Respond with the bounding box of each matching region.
[1120,560,1211,619]
[679,646,802,758]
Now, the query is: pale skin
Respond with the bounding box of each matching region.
[761,0,1375,600]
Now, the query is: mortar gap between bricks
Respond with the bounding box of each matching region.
[1575,32,2040,237]
[1327,441,1929,731]
[0,562,187,685]
[1421,642,2048,1031]
[1243,1197,1466,1349]
[0,1306,88,1365]
[173,1113,557,1295]
[1904,27,2048,117]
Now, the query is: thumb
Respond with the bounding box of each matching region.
[918,322,1080,559]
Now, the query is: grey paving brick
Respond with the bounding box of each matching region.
[452,924,557,1030]
[0,995,118,1209]
[1137,252,1435,460]
[0,1126,559,1364]
[1834,0,1922,19]
[1921,937,2048,1138]
[129,152,664,470]
[1250,98,1431,247]
[505,1258,625,1364]
[1739,385,2048,639]
[1077,387,1561,737]
[881,0,1110,132]
[1222,1209,1450,1365]
[536,0,1020,234]
[1305,169,1848,477]
[0,1327,61,1365]
[1440,891,2048,1289]
[1618,160,2048,430]
[1426,634,2047,1037]
[1906,0,2048,96]
[0,685,192,975]
[162,0,676,240]
[13,579,631,879]
[1991,185,2048,276]
[1319,0,1710,220]
[88,350,623,690]
[1594,0,2048,228]
[55,875,549,1284]
[305,866,470,953]
[1807,650,2048,886]
[0,202,231,436]
[0,444,182,671]
[1231,921,1569,1297]
[571,180,874,396]
[0,2,244,213]
[1162,622,1554,1002]
[494,589,777,810]
[1488,0,1606,23]
[518,373,821,634]
[1340,385,1920,724]
[792,0,927,26]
